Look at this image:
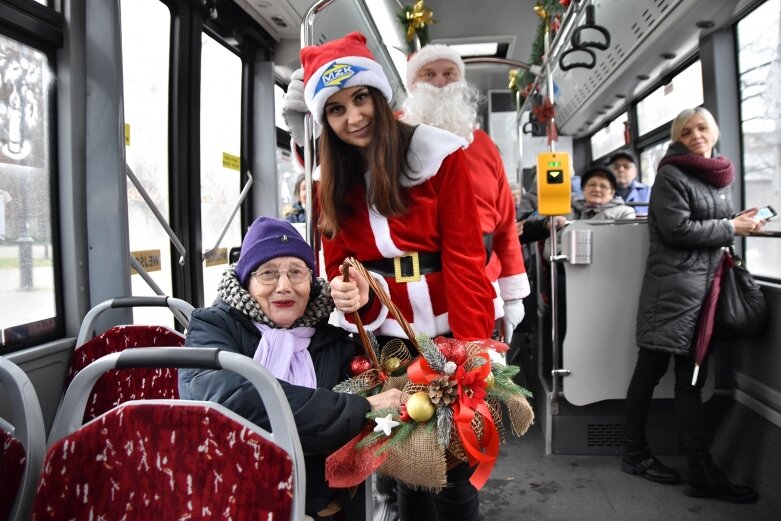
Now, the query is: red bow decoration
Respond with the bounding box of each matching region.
[407,347,499,489]
[532,99,558,144]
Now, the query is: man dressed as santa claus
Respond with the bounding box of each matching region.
[401,44,529,343]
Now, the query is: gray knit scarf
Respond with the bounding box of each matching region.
[217,265,335,328]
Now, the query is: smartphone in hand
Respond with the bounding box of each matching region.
[755,205,777,221]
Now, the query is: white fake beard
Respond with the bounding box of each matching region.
[401,81,481,143]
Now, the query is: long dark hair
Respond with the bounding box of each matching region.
[318,87,415,237]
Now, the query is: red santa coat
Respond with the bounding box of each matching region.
[323,124,496,340]
[465,129,530,307]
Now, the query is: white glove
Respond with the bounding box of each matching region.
[282,68,320,147]
[502,299,525,341]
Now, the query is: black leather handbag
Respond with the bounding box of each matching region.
[714,247,769,339]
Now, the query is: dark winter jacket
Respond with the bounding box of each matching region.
[285,201,307,223]
[635,143,735,355]
[179,295,370,514]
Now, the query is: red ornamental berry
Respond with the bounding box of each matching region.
[436,338,468,365]
[349,355,373,376]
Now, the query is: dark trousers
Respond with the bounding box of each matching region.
[625,349,708,453]
[397,462,481,521]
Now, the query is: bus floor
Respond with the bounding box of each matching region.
[479,421,777,521]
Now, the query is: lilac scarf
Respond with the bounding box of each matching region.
[253,323,317,388]
[658,146,735,188]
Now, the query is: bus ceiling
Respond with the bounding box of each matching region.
[235,0,761,137]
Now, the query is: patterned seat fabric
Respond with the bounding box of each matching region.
[0,431,25,521]
[66,325,185,421]
[31,402,293,520]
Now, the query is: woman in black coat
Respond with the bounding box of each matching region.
[179,216,401,519]
[622,107,764,503]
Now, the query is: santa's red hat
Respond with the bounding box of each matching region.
[405,44,465,90]
[301,32,393,123]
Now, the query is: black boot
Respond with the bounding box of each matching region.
[684,451,758,503]
[621,448,681,484]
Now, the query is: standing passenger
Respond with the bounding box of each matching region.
[608,149,650,215]
[401,44,529,342]
[623,107,762,503]
[300,32,495,521]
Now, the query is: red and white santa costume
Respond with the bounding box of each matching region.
[466,129,530,310]
[322,124,496,340]
[301,32,496,341]
[404,44,530,324]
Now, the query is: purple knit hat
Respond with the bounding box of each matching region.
[235,217,315,286]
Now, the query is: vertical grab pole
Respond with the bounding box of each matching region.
[301,1,336,274]
[544,20,562,404]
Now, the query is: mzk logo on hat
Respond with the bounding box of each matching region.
[315,62,368,94]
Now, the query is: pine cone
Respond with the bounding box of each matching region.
[429,376,458,406]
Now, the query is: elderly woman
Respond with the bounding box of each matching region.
[179,216,401,520]
[623,107,762,503]
[571,166,636,220]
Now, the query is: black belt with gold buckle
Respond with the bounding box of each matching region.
[363,252,442,283]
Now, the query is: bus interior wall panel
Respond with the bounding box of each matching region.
[553,0,760,137]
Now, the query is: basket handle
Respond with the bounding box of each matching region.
[342,258,421,359]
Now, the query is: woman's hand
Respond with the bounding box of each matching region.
[330,266,369,313]
[731,208,764,236]
[366,388,403,411]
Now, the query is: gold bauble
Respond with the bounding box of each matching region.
[406,391,435,423]
[485,372,495,391]
[382,357,401,373]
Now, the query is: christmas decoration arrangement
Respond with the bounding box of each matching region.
[397,1,436,54]
[326,258,534,492]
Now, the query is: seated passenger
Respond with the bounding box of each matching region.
[284,174,307,223]
[571,166,636,220]
[179,216,402,520]
[608,149,650,215]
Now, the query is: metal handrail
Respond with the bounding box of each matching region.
[300,0,335,253]
[126,163,186,266]
[202,170,253,261]
[128,255,189,328]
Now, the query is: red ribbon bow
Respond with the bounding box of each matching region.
[407,342,499,489]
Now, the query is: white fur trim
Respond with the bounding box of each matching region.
[491,280,504,318]
[407,276,436,334]
[304,56,393,123]
[376,312,451,338]
[402,124,468,187]
[498,273,531,300]
[366,192,405,258]
[405,44,466,89]
[337,271,390,333]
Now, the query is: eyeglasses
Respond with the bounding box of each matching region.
[252,267,312,285]
[584,182,613,191]
[611,161,635,170]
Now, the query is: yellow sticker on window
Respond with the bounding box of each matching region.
[204,248,228,267]
[124,123,131,146]
[222,152,240,171]
[130,249,162,274]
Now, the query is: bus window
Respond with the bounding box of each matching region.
[121,0,174,327]
[738,0,781,279]
[200,34,242,306]
[0,34,59,350]
[590,112,628,162]
[636,61,703,135]
[639,140,671,187]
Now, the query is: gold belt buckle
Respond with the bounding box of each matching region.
[393,252,421,283]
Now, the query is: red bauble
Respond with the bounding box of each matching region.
[349,355,373,376]
[436,338,468,365]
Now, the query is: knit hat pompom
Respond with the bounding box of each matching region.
[235,217,315,286]
[301,31,393,123]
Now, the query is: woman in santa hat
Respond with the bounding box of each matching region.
[301,31,495,521]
